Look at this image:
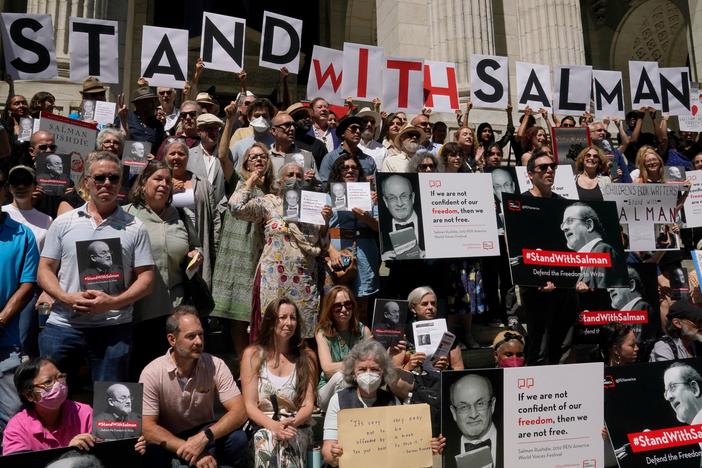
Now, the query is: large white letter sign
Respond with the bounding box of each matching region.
[141,26,188,89]
[258,11,302,74]
[659,67,690,116]
[516,62,552,111]
[592,70,625,119]
[629,61,661,110]
[341,42,384,101]
[382,56,424,114]
[306,45,344,104]
[69,17,119,83]
[0,13,57,80]
[423,61,459,112]
[553,65,592,116]
[200,12,245,73]
[470,54,509,109]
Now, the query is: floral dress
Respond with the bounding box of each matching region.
[253,361,313,468]
[229,188,328,338]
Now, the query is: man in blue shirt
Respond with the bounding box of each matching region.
[319,116,376,182]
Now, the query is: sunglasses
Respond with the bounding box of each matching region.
[34,143,57,152]
[159,90,173,96]
[181,111,198,119]
[9,177,34,187]
[275,122,295,129]
[90,174,120,184]
[534,163,557,172]
[248,153,268,161]
[419,164,435,170]
[345,125,362,133]
[342,165,359,172]
[332,301,354,312]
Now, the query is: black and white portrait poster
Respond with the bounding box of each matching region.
[35,153,71,196]
[122,140,151,168]
[550,126,591,165]
[490,167,518,235]
[666,166,687,184]
[92,381,143,441]
[76,238,125,295]
[283,187,301,221]
[605,359,702,467]
[502,194,629,288]
[601,183,680,251]
[330,182,348,211]
[377,172,499,260]
[371,298,408,348]
[82,99,96,121]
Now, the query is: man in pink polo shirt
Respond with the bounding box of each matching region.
[139,306,247,467]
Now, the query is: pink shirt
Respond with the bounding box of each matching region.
[2,400,93,455]
[140,349,240,434]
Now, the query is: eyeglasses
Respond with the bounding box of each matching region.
[275,122,295,130]
[385,193,411,204]
[90,174,121,185]
[181,111,198,119]
[332,301,354,312]
[248,153,268,161]
[342,165,359,172]
[34,143,57,152]
[534,163,557,172]
[33,373,67,391]
[453,399,490,414]
[585,152,599,158]
[560,217,587,229]
[561,122,576,128]
[362,119,375,127]
[664,381,692,397]
[158,90,173,96]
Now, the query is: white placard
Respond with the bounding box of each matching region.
[514,165,579,200]
[92,101,116,126]
[69,17,119,83]
[470,54,509,110]
[684,169,702,228]
[659,67,691,116]
[382,56,424,114]
[200,12,245,73]
[0,13,57,80]
[629,61,661,110]
[679,83,702,132]
[341,42,384,102]
[306,45,344,105]
[300,190,327,225]
[516,62,552,111]
[592,70,625,119]
[553,65,592,116]
[423,60,460,112]
[258,11,302,74]
[140,25,189,89]
[411,318,447,358]
[346,182,373,212]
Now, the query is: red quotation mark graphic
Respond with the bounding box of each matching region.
[429,180,442,188]
[517,377,534,389]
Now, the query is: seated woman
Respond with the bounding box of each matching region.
[240,298,317,467]
[315,286,372,411]
[3,357,93,455]
[492,330,526,368]
[599,322,639,366]
[650,300,702,361]
[322,340,445,466]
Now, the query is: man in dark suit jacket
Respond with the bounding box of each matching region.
[379,174,424,260]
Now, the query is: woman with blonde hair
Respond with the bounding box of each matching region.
[573,145,611,201]
[633,145,665,183]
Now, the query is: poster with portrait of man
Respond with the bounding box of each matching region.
[76,238,125,295]
[283,187,301,221]
[605,358,702,468]
[503,194,629,288]
[377,172,499,260]
[92,381,143,441]
[35,153,71,196]
[122,140,151,169]
[489,167,518,235]
[371,299,408,348]
[550,126,591,165]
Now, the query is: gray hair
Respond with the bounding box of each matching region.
[162,139,189,159]
[180,100,199,111]
[342,340,397,386]
[407,286,436,311]
[96,127,125,150]
[408,149,438,173]
[84,150,121,176]
[165,305,199,336]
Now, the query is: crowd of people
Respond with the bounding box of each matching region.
[0,57,700,467]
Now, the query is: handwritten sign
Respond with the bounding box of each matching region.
[338,403,433,468]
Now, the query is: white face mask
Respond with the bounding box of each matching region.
[356,371,382,394]
[250,116,270,133]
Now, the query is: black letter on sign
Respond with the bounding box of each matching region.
[520,70,551,107]
[474,59,504,103]
[261,16,299,65]
[9,18,50,73]
[557,68,586,112]
[660,72,690,113]
[202,17,244,68]
[143,34,185,81]
[593,78,623,111]
[633,68,660,104]
[72,22,115,76]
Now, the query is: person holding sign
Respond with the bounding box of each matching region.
[319,116,376,182]
[519,125,548,166]
[3,95,30,141]
[326,153,380,310]
[240,298,317,467]
[649,300,702,362]
[229,162,331,338]
[633,145,666,183]
[315,286,372,411]
[574,146,611,201]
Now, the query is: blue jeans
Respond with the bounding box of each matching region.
[38,322,132,383]
[144,424,249,468]
[18,291,38,357]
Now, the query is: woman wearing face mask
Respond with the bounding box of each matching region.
[3,357,93,454]
[229,162,332,340]
[240,298,317,467]
[599,322,639,366]
[322,340,446,466]
[492,330,526,368]
[650,300,702,361]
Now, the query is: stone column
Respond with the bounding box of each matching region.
[516,0,586,66]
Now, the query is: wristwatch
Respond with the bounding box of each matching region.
[203,428,215,443]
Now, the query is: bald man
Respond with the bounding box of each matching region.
[94,383,140,440]
[80,240,123,295]
[379,174,424,260]
[447,374,501,467]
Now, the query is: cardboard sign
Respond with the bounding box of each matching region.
[122,140,151,169]
[503,194,629,288]
[200,12,245,73]
[76,238,125,295]
[141,25,188,89]
[338,404,433,468]
[35,153,71,196]
[69,17,119,83]
[0,13,57,80]
[259,11,302,74]
[659,67,691,116]
[470,54,509,110]
[679,83,702,132]
[37,112,97,186]
[377,173,499,260]
[688,172,702,228]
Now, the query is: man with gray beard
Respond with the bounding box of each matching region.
[381,124,426,172]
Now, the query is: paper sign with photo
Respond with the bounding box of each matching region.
[93,101,117,126]
[17,117,33,142]
[82,100,96,121]
[412,318,447,358]
[76,238,125,295]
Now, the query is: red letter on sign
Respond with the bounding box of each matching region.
[387,59,422,108]
[423,64,459,109]
[313,59,342,91]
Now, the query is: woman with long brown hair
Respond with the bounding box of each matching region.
[240,298,318,467]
